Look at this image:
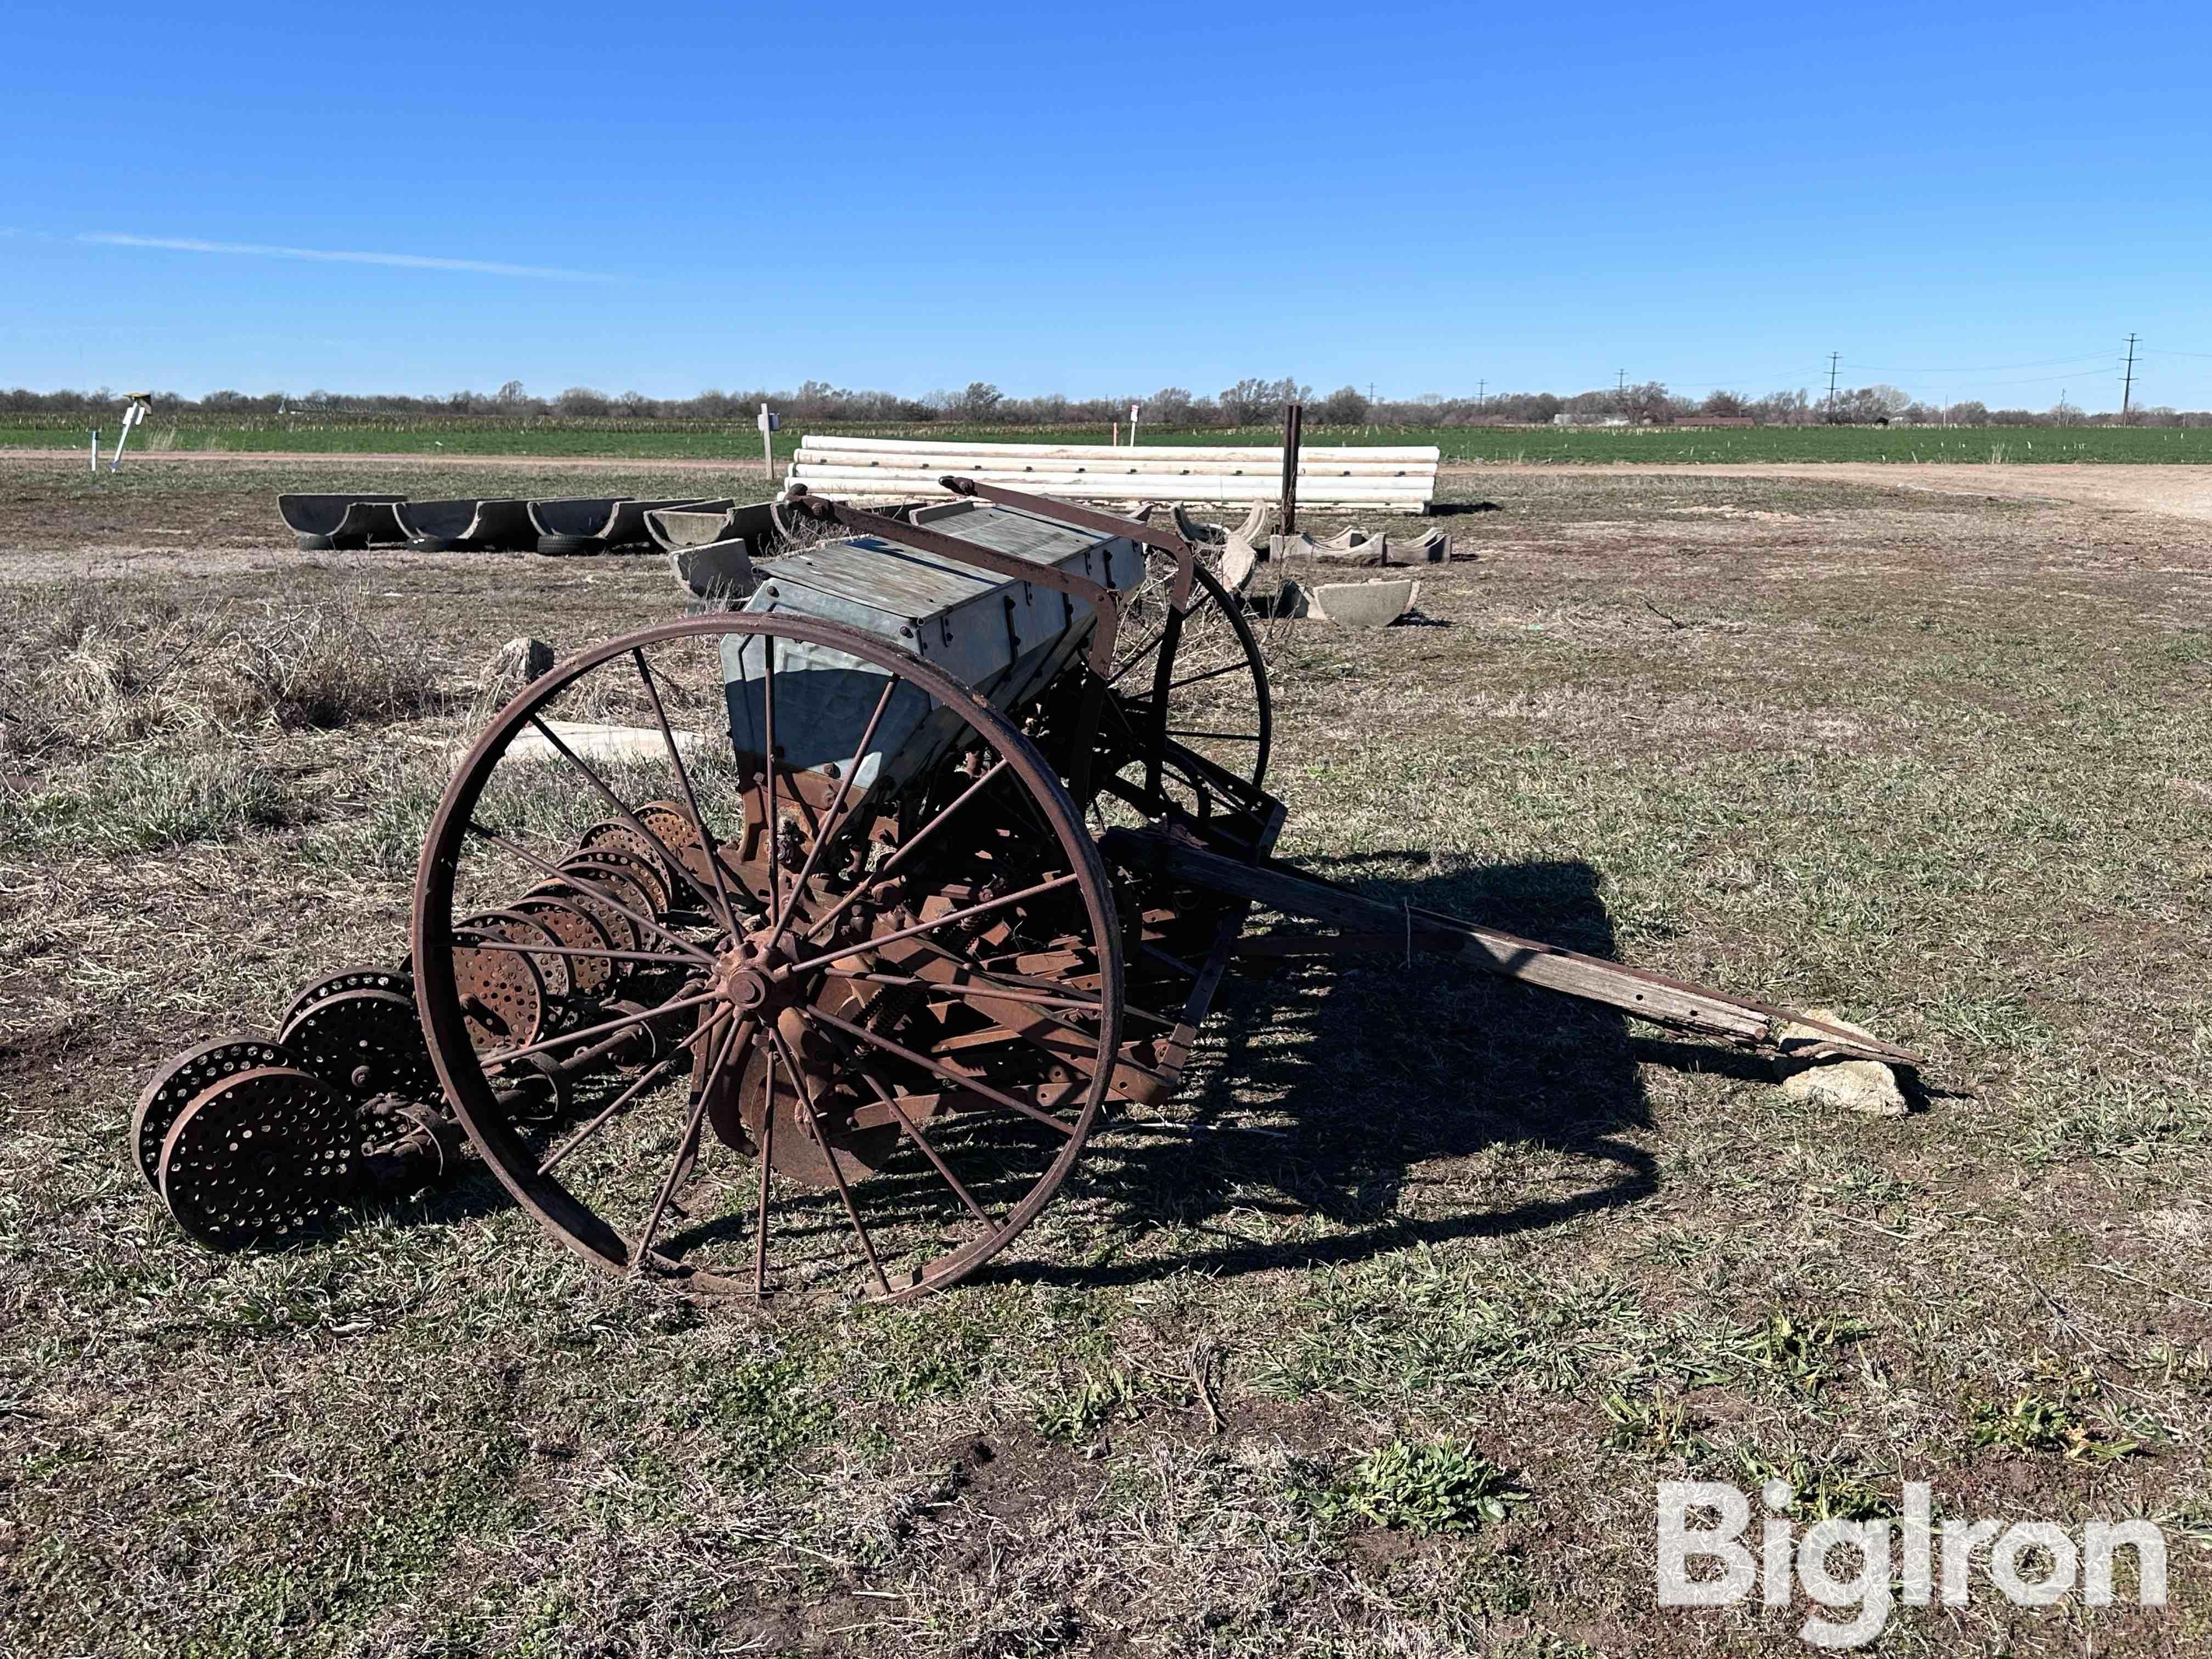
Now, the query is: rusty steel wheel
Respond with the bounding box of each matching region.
[414,614,1126,1303]
[1099,555,1271,817]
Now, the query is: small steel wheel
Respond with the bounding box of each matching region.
[1098,552,1271,818]
[158,1066,366,1249]
[280,985,441,1102]
[131,1035,298,1189]
[414,613,1126,1302]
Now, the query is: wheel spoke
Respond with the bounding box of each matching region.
[1163,729,1262,743]
[465,824,718,967]
[632,647,747,931]
[838,970,1103,1015]
[523,715,737,935]
[785,873,1080,978]
[486,988,721,1067]
[802,757,1013,944]
[802,1006,1078,1138]
[753,1045,777,1297]
[633,1015,749,1272]
[451,935,696,968]
[860,1070,993,1224]
[774,673,898,945]
[762,640,783,931]
[768,1028,893,1297]
[537,1007,731,1176]
[1129,659,1254,697]
[1107,625,1172,686]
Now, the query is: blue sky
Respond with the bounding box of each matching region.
[4,2,2208,409]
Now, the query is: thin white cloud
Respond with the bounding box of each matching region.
[81,232,614,283]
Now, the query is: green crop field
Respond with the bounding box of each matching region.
[5,414,2210,465]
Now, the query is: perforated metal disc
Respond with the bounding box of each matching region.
[527,879,639,955]
[457,907,572,998]
[577,821,679,902]
[279,986,440,1102]
[278,966,414,1035]
[158,1066,365,1250]
[511,893,617,995]
[561,846,673,921]
[453,938,547,1057]
[131,1035,297,1190]
[638,800,713,891]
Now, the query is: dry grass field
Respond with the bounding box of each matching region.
[1,456,2208,1657]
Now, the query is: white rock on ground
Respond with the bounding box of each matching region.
[1773,1006,1909,1116]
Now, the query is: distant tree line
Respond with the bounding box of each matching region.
[2,375,2202,428]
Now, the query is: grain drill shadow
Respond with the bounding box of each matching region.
[1003,855,1672,1290]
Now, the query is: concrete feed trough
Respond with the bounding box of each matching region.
[643,501,743,552]
[528,497,721,556]
[599,498,723,554]
[645,500,776,554]
[276,495,407,551]
[526,498,625,556]
[391,498,534,552]
[670,539,760,603]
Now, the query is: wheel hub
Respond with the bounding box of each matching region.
[712,929,803,1015]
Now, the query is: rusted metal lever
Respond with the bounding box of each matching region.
[939,476,1197,609]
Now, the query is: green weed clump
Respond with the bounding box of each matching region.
[1734,1448,1897,1522]
[1968,1391,2143,1461]
[7,751,300,854]
[1034,1367,1146,1442]
[1309,1438,1528,1535]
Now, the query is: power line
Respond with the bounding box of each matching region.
[1825,352,1841,419]
[1849,352,2117,376]
[2121,333,2138,424]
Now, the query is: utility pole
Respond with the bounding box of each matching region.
[1476,377,1486,408]
[2120,334,2138,424]
[1825,352,1841,422]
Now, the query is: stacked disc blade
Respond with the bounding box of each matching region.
[133,808,701,1251]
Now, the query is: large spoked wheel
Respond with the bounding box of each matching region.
[414,614,1125,1303]
[1098,554,1271,817]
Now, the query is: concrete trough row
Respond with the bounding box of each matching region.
[276,494,737,555]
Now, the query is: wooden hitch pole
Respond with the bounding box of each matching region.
[1278,400,1303,538]
[1097,828,1927,1067]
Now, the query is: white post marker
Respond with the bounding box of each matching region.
[1128,401,1140,448]
[110,393,153,471]
[758,402,781,484]
[91,429,100,472]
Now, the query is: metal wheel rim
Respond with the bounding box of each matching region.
[412,612,1126,1302]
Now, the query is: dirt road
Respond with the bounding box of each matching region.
[1437,460,2212,524]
